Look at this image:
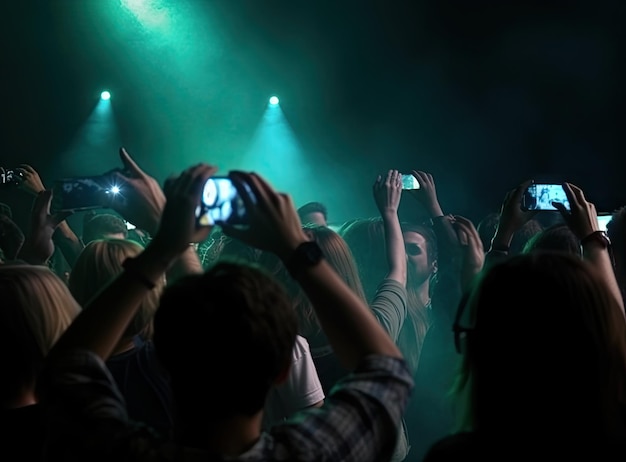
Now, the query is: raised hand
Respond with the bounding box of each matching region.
[18,190,72,264]
[372,169,406,285]
[221,171,308,261]
[406,170,444,217]
[491,179,537,250]
[16,164,46,196]
[452,215,485,291]
[553,183,599,240]
[109,147,166,235]
[373,169,402,215]
[150,164,217,256]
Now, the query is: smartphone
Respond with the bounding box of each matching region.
[521,183,570,211]
[0,168,24,187]
[597,213,612,232]
[196,176,253,227]
[50,169,126,213]
[401,174,420,190]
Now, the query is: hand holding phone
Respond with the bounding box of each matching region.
[401,174,420,190]
[50,169,127,214]
[196,176,255,227]
[521,183,570,211]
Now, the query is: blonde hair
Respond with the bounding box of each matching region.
[0,264,81,403]
[0,264,81,353]
[69,239,163,340]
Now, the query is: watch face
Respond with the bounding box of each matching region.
[288,242,323,275]
[302,242,323,263]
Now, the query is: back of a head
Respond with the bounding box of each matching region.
[340,217,387,302]
[457,252,626,436]
[0,264,81,404]
[82,213,128,245]
[69,239,159,339]
[521,222,580,256]
[257,225,366,340]
[297,201,328,226]
[509,218,543,255]
[153,261,297,424]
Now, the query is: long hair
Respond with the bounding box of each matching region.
[401,221,438,371]
[452,253,626,439]
[69,239,162,340]
[0,264,81,403]
[267,225,368,341]
[339,217,388,303]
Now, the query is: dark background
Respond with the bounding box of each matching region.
[1,0,624,232]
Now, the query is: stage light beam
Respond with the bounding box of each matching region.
[101,90,111,100]
[269,96,279,105]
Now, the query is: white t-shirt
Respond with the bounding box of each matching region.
[262,335,325,429]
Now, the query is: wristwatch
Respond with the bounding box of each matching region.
[580,230,615,266]
[580,230,611,249]
[286,241,323,276]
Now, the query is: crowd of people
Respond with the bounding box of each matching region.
[1,149,625,461]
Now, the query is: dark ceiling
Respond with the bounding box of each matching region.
[1,0,624,229]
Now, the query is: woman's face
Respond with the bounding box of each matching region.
[403,230,436,286]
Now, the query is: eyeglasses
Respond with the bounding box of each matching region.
[452,291,474,354]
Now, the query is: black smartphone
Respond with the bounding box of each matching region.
[196,176,253,227]
[50,169,126,213]
[401,174,420,190]
[521,183,570,211]
[0,168,24,187]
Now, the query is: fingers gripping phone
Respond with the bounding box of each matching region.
[401,174,420,190]
[521,183,570,211]
[196,176,255,227]
[50,169,127,213]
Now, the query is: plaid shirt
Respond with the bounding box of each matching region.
[40,349,413,462]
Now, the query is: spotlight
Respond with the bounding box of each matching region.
[109,185,120,194]
[269,96,279,105]
[100,91,111,100]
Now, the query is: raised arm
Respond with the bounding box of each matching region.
[407,169,460,264]
[486,179,536,268]
[373,169,406,285]
[554,182,624,315]
[17,163,83,266]
[370,169,408,341]
[17,190,72,265]
[48,163,216,361]
[110,147,204,278]
[223,171,403,370]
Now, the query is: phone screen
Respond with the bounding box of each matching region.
[196,177,251,227]
[522,183,570,211]
[597,214,612,232]
[401,174,420,190]
[50,171,124,213]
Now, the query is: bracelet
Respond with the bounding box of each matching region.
[580,230,615,267]
[122,257,156,290]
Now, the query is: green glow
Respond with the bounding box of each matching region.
[120,0,170,29]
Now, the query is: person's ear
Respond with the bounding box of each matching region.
[431,259,438,274]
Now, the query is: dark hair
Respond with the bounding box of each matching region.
[339,217,387,302]
[153,262,297,426]
[297,202,328,222]
[453,252,626,437]
[522,222,580,256]
[82,213,128,245]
